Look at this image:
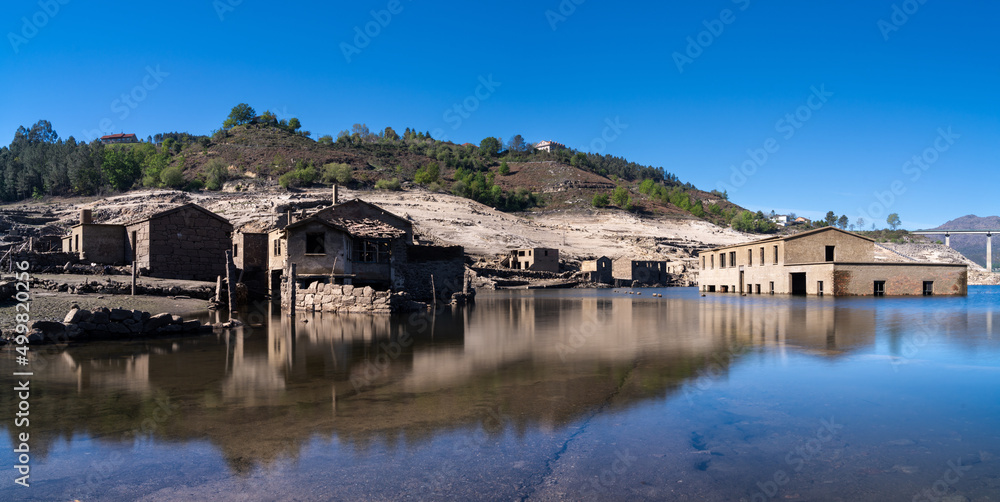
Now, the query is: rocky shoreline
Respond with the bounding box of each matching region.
[2,306,223,346]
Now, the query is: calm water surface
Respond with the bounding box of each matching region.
[3,287,1000,501]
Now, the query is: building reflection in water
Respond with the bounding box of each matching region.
[17,291,992,473]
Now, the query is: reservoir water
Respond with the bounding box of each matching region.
[3,287,1000,501]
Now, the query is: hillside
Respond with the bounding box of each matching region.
[921,215,1000,270]
[0,119,749,229]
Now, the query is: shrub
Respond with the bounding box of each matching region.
[498,161,510,176]
[375,178,401,191]
[204,159,229,191]
[160,164,185,188]
[322,162,353,185]
[611,186,629,208]
[413,162,440,184]
[279,163,317,188]
[592,193,609,208]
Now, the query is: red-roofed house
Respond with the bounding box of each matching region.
[100,133,138,144]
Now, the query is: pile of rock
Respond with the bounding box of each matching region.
[12,307,212,345]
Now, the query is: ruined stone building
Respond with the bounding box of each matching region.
[126,204,233,281]
[506,247,559,273]
[62,204,233,281]
[698,227,967,296]
[612,259,671,286]
[266,197,466,309]
[581,256,613,284]
[63,209,128,264]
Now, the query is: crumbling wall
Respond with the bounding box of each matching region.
[399,245,466,302]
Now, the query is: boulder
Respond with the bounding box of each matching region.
[63,308,91,324]
[109,308,132,321]
[362,286,374,297]
[170,315,183,324]
[89,310,110,324]
[343,285,354,296]
[144,313,173,333]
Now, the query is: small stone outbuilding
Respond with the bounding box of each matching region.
[126,203,233,281]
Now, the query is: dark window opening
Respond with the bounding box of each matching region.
[233,243,238,258]
[707,285,716,292]
[720,253,726,268]
[817,280,824,296]
[729,251,736,267]
[769,281,774,294]
[353,239,391,263]
[306,232,326,254]
[874,280,886,297]
[773,245,779,264]
[748,249,753,266]
[923,281,933,296]
[825,246,835,262]
[760,247,765,266]
[755,284,761,294]
[273,239,281,256]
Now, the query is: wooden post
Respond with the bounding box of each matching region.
[215,276,222,302]
[226,250,236,312]
[289,263,297,317]
[131,259,137,296]
[430,274,437,306]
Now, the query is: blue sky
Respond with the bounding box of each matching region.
[2,0,998,229]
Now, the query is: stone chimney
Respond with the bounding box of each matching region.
[332,185,339,206]
[80,209,93,224]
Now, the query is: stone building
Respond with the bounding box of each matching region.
[612,259,670,286]
[508,247,559,273]
[126,203,233,281]
[268,200,466,309]
[581,256,613,284]
[698,227,967,296]
[62,209,127,264]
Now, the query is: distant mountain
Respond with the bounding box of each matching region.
[924,215,1000,269]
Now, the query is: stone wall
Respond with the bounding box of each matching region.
[281,281,422,313]
[399,245,466,302]
[833,263,967,296]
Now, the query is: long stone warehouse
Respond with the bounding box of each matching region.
[698,227,967,296]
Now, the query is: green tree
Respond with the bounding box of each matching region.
[287,117,301,132]
[837,215,849,229]
[375,178,401,190]
[592,193,609,208]
[479,137,502,157]
[887,213,901,230]
[101,147,141,191]
[224,103,255,129]
[204,159,229,190]
[382,126,399,141]
[318,135,334,145]
[414,163,440,184]
[611,186,629,208]
[498,161,510,176]
[825,211,837,227]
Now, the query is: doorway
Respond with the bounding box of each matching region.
[790,273,807,295]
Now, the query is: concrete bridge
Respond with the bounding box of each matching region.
[911,229,997,271]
